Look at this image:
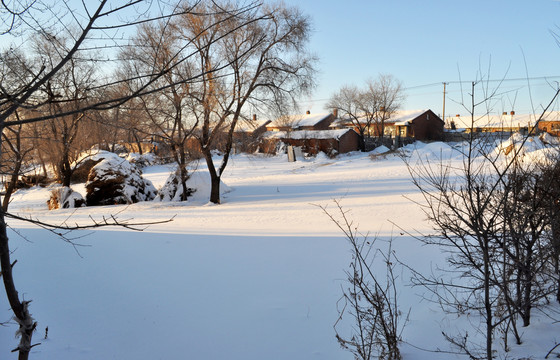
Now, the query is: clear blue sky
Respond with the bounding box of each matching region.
[283,0,560,118]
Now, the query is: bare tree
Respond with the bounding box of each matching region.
[363,74,405,141]
[326,74,405,150]
[407,73,560,359]
[169,0,316,204]
[0,1,257,358]
[322,200,405,360]
[32,33,102,186]
[540,160,560,304]
[326,85,367,151]
[122,18,200,200]
[0,113,34,210]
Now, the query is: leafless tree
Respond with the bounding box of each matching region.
[540,160,560,304]
[122,16,205,200]
[326,85,367,151]
[363,74,405,141]
[406,73,560,359]
[322,200,405,360]
[0,1,260,358]
[326,74,405,150]
[0,112,34,211]
[167,0,316,204]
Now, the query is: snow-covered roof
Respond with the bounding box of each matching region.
[268,112,332,129]
[447,111,560,130]
[332,109,433,127]
[235,118,271,133]
[263,128,354,140]
[390,109,431,125]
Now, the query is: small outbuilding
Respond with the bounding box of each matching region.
[260,128,360,156]
[391,109,445,141]
[331,109,444,142]
[266,111,335,132]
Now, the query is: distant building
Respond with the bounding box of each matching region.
[391,109,444,141]
[266,111,335,132]
[331,109,444,141]
[445,111,560,136]
[232,115,272,153]
[234,115,272,137]
[448,111,535,134]
[260,128,360,156]
[536,111,560,136]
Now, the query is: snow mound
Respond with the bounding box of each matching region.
[404,141,460,162]
[186,171,231,203]
[47,186,85,209]
[156,169,196,202]
[540,132,560,145]
[126,152,158,168]
[494,133,541,155]
[493,134,555,164]
[85,154,156,206]
[371,145,390,155]
[75,149,117,164]
[314,151,331,162]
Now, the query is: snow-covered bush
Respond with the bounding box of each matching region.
[48,186,85,210]
[156,168,196,202]
[71,158,103,183]
[126,152,159,168]
[85,154,156,206]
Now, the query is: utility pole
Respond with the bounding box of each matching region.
[442,82,447,126]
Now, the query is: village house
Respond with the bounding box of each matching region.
[390,109,444,141]
[447,111,536,134]
[446,111,560,136]
[260,110,360,156]
[331,109,445,141]
[265,111,335,131]
[260,128,360,156]
[535,111,560,136]
[234,115,272,137]
[232,115,272,153]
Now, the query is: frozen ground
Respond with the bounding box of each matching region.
[1,141,559,359]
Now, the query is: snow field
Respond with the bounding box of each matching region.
[1,141,559,359]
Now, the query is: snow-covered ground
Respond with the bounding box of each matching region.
[1,141,559,359]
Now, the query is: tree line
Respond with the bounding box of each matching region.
[0,1,315,358]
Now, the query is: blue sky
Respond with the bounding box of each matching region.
[283,0,560,118]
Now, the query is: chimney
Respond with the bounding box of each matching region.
[456,114,460,117]
[252,114,257,121]
[510,111,515,116]
[333,108,338,118]
[306,110,310,115]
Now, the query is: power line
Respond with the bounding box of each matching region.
[300,76,560,105]
[405,76,560,91]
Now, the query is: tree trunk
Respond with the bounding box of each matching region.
[209,173,221,204]
[483,241,493,360]
[2,156,22,211]
[133,131,143,155]
[202,147,221,204]
[59,156,72,187]
[521,248,533,327]
[358,132,365,152]
[0,210,36,360]
[178,163,189,202]
[551,221,560,304]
